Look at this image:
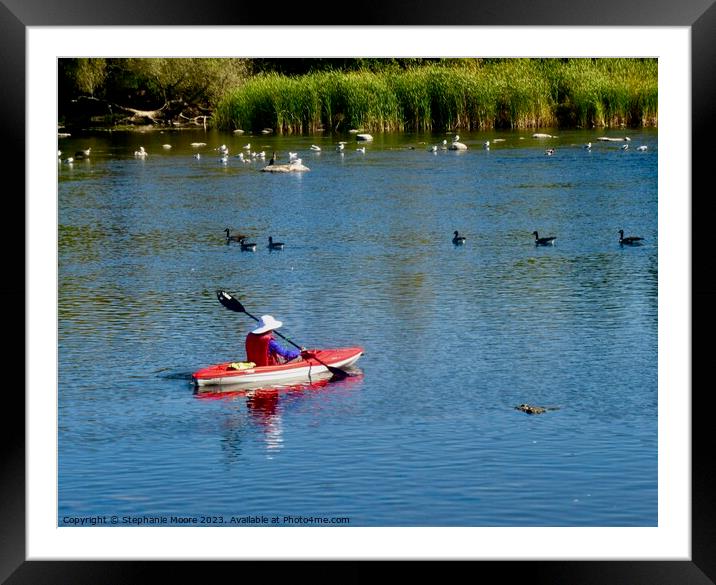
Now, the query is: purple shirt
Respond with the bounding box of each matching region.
[269,339,300,361]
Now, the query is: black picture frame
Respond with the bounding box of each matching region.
[6,1,713,582]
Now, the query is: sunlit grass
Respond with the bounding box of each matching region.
[215,59,657,133]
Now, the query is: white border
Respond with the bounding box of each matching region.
[27,26,691,560]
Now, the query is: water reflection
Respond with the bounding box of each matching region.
[195,371,364,458]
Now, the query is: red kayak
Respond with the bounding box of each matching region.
[192,347,364,389]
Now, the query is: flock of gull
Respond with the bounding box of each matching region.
[58,131,650,166]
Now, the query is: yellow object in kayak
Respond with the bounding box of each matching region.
[228,361,256,370]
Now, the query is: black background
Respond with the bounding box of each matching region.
[4,1,713,582]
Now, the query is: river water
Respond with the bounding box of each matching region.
[58,128,657,527]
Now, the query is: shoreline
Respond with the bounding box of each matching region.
[59,121,658,137]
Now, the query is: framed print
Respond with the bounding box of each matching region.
[6,0,714,581]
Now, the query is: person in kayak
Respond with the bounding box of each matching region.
[245,314,304,366]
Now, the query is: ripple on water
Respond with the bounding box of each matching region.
[58,129,658,526]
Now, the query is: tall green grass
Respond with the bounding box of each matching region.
[214,59,657,133]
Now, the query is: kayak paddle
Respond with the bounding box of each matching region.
[216,290,350,381]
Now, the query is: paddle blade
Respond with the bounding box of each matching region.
[327,367,350,381]
[216,290,245,313]
[302,350,351,381]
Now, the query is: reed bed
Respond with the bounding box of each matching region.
[214,59,657,133]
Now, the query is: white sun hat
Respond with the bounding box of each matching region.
[251,315,283,334]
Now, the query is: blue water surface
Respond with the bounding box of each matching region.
[58,129,657,527]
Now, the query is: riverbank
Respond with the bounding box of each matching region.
[59,59,657,135]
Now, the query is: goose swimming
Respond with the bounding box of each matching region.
[452,230,466,245]
[225,228,249,243]
[268,236,285,250]
[618,229,644,246]
[532,231,556,246]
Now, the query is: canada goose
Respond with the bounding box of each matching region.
[618,230,644,246]
[225,228,249,243]
[452,231,466,245]
[268,236,285,250]
[532,231,556,246]
[240,239,257,252]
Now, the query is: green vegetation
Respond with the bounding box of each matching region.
[59,58,251,127]
[59,58,657,132]
[215,59,657,133]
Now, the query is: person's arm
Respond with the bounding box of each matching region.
[268,339,300,361]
